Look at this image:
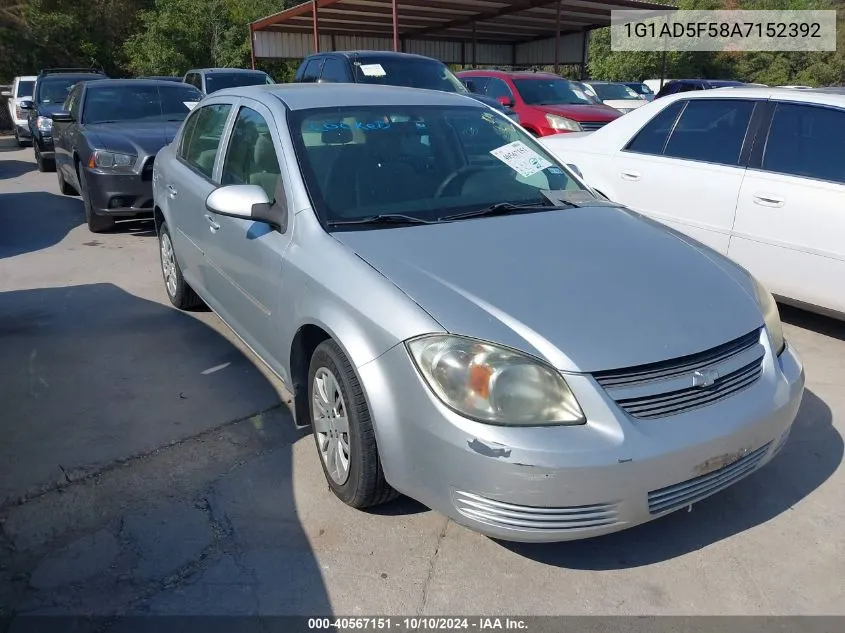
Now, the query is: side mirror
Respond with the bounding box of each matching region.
[497,95,515,108]
[19,100,33,110]
[205,184,286,230]
[52,110,74,123]
[0,90,11,98]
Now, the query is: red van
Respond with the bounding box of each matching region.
[457,70,621,137]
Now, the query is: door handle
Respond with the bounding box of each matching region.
[621,171,641,181]
[167,184,178,198]
[752,193,784,208]
[205,214,220,231]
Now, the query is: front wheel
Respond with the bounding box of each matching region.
[35,143,55,172]
[78,167,114,233]
[309,340,398,509]
[158,222,203,310]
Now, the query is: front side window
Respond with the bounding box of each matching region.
[221,106,281,201]
[762,102,845,183]
[624,100,685,155]
[352,57,467,94]
[290,105,583,227]
[179,103,232,178]
[663,99,754,165]
[320,58,350,83]
[302,59,323,83]
[205,72,270,93]
[511,78,595,106]
[484,78,514,101]
[82,84,202,125]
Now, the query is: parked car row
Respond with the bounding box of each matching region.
[7,54,816,545]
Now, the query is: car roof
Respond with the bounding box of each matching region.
[16,76,37,81]
[308,50,435,62]
[209,83,480,111]
[187,68,267,74]
[459,69,564,80]
[83,79,200,89]
[660,85,845,107]
[39,73,105,81]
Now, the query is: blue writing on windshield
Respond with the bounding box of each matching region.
[308,120,392,132]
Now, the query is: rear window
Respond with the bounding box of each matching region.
[205,72,272,93]
[16,80,34,98]
[352,57,467,94]
[83,84,202,124]
[36,76,101,104]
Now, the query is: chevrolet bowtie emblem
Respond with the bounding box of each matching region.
[692,368,719,389]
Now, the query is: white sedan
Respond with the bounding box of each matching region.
[540,86,845,319]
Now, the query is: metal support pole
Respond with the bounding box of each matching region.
[392,0,399,52]
[472,22,477,68]
[580,29,589,79]
[660,48,667,89]
[249,24,256,70]
[312,0,320,53]
[554,0,561,74]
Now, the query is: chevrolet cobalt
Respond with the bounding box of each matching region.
[152,84,804,542]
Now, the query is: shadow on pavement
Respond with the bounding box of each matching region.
[0,192,84,259]
[0,160,35,179]
[499,388,841,569]
[781,304,845,342]
[0,283,284,505]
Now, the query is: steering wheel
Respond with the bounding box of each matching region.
[434,165,495,198]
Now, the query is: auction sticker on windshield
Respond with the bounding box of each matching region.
[490,141,553,178]
[359,63,387,77]
[184,102,198,110]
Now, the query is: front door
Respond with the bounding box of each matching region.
[204,100,292,375]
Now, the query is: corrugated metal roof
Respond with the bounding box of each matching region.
[251,0,676,44]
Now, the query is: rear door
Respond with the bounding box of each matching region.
[165,100,235,293]
[730,101,845,313]
[610,97,758,254]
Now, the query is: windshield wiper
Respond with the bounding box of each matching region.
[440,201,568,222]
[327,214,435,227]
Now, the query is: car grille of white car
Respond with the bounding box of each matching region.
[593,329,764,420]
[647,441,772,515]
[453,490,619,532]
[580,121,608,131]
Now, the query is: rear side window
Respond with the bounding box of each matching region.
[179,103,232,178]
[301,59,323,83]
[624,101,685,155]
[663,99,754,165]
[320,58,350,83]
[762,103,845,183]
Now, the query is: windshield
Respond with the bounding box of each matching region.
[512,78,596,106]
[628,83,652,95]
[37,77,92,104]
[82,84,202,124]
[352,57,468,94]
[290,105,584,228]
[205,72,272,93]
[590,83,641,101]
[16,80,34,98]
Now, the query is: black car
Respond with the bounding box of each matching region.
[51,79,202,232]
[654,79,745,99]
[293,51,519,121]
[183,68,274,95]
[20,67,108,171]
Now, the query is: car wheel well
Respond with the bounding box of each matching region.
[290,324,332,427]
[154,206,165,235]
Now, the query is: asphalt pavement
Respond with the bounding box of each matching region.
[1,135,843,620]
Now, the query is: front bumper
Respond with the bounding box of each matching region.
[15,123,31,139]
[357,335,805,542]
[83,166,154,218]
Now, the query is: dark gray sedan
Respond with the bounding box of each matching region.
[52,79,202,232]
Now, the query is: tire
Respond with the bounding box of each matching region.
[78,167,114,233]
[35,143,55,172]
[308,340,398,509]
[57,167,77,196]
[158,222,204,310]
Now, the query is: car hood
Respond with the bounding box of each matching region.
[531,103,621,122]
[333,208,763,373]
[36,103,65,117]
[602,99,649,111]
[84,121,183,155]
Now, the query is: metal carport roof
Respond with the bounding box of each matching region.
[249,0,675,71]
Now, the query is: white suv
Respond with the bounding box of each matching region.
[6,75,36,146]
[540,87,845,319]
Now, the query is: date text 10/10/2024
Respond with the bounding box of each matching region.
[308,617,529,630]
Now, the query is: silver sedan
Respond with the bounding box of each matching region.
[152,83,804,542]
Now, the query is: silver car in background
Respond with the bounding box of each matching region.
[152,83,804,542]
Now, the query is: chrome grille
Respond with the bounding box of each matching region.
[580,121,608,132]
[593,329,764,420]
[454,491,618,532]
[648,442,771,515]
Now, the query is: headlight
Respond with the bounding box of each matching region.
[406,335,585,426]
[36,116,52,133]
[89,150,137,170]
[751,277,785,356]
[545,114,582,132]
